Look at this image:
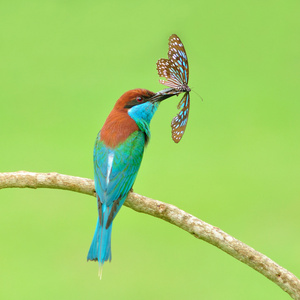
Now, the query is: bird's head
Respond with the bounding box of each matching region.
[113,88,176,112]
[114,88,177,129]
[111,88,178,139]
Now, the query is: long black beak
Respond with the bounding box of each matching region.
[150,88,180,103]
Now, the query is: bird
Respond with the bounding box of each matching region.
[87,88,176,278]
[156,34,191,143]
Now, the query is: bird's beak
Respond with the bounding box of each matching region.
[150,88,180,103]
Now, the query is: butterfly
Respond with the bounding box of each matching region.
[156,34,191,143]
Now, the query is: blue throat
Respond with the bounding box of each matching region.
[128,101,159,138]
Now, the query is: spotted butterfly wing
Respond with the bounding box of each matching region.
[157,34,190,92]
[156,34,191,143]
[171,92,190,143]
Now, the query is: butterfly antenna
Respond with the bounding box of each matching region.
[191,88,203,101]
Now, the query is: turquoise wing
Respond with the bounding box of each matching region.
[93,130,145,226]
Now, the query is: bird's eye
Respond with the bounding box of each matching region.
[136,97,143,102]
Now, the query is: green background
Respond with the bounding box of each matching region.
[1,0,299,299]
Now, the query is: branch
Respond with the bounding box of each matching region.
[1,171,299,299]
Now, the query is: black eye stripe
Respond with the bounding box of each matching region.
[124,96,147,108]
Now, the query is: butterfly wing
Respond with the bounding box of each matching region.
[157,58,178,89]
[156,34,189,90]
[171,92,190,143]
[168,34,189,85]
[157,59,185,89]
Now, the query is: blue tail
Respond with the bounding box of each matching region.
[87,209,113,265]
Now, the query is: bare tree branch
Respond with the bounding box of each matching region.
[0,171,299,299]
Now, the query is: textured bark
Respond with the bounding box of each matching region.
[1,171,300,299]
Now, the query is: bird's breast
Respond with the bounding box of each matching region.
[100,110,139,148]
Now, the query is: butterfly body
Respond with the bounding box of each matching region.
[156,34,190,143]
[176,83,191,93]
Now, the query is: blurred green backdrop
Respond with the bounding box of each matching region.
[1,0,299,299]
